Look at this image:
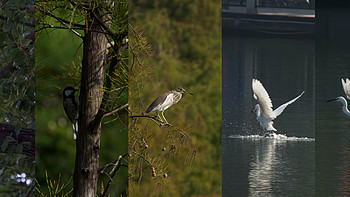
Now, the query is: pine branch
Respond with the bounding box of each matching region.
[35,23,108,35]
[36,4,83,38]
[36,3,85,28]
[129,115,197,167]
[102,103,128,119]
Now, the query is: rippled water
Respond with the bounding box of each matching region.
[223,136,315,196]
[222,32,315,196]
[316,39,350,196]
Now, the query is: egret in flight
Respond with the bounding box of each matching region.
[252,78,305,132]
[327,78,350,117]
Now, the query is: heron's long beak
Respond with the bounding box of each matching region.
[186,91,194,95]
[251,108,256,114]
[327,98,337,102]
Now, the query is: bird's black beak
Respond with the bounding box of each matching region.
[327,98,337,102]
[251,108,256,114]
[186,91,194,95]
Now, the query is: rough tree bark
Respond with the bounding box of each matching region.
[73,7,108,197]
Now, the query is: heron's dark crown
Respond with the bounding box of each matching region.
[174,87,186,93]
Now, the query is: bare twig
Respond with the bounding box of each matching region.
[35,23,108,34]
[36,4,83,38]
[99,153,128,173]
[25,182,35,197]
[129,114,166,126]
[36,3,85,28]
[100,153,128,197]
[131,150,166,175]
[110,85,128,92]
[102,103,128,119]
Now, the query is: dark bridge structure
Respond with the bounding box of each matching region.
[223,0,315,36]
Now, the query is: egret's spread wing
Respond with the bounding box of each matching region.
[274,91,305,117]
[252,79,275,119]
[341,78,350,100]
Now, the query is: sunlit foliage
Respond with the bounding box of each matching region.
[35,0,128,195]
[129,0,222,196]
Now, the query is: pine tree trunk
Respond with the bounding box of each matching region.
[73,8,107,196]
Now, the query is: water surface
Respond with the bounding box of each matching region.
[316,40,350,196]
[222,32,315,196]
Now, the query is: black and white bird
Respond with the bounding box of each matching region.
[146,87,193,124]
[63,87,79,140]
[252,79,305,132]
[327,78,350,117]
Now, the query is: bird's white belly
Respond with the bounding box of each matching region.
[154,93,176,111]
[258,116,276,131]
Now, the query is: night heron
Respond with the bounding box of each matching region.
[252,78,305,132]
[146,87,193,124]
[327,78,350,117]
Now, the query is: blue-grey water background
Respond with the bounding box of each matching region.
[316,42,350,196]
[315,7,350,197]
[222,32,315,196]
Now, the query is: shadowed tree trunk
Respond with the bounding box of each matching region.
[73,7,108,196]
[36,0,128,195]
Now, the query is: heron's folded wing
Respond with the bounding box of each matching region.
[274,91,305,117]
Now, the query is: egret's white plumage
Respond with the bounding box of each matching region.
[327,78,350,117]
[252,79,305,131]
[342,78,350,100]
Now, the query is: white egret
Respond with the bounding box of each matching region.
[327,78,350,117]
[252,78,305,132]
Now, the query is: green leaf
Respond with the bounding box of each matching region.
[7,145,14,154]
[1,138,8,152]
[2,23,11,32]
[22,39,32,47]
[15,123,22,136]
[15,143,23,153]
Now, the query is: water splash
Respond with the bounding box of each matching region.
[228,132,315,141]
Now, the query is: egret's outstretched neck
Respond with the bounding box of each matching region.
[340,98,350,117]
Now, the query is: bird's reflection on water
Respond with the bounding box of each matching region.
[227,135,314,196]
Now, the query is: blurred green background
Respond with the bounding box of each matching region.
[130,0,222,196]
[35,24,128,195]
[35,0,221,196]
